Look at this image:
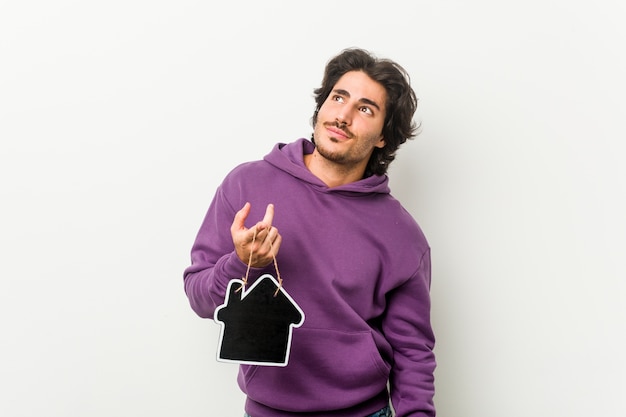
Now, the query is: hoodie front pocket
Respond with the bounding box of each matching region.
[242,327,390,412]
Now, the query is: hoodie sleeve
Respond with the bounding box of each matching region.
[183,184,264,319]
[385,248,436,417]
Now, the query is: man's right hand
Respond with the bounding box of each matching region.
[230,202,282,268]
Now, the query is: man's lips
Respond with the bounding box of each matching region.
[325,124,352,140]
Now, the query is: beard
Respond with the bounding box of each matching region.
[312,121,381,171]
[312,121,358,165]
[315,137,350,163]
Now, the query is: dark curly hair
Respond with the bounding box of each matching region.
[311,48,419,177]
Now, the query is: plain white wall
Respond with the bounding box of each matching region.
[1,1,624,416]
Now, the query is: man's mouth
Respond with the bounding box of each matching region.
[325,122,352,140]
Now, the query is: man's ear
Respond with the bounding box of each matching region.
[375,137,385,149]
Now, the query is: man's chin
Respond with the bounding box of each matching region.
[316,144,348,164]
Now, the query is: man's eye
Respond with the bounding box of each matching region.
[360,107,373,115]
[333,95,344,103]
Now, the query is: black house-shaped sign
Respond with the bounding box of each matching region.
[214,274,305,366]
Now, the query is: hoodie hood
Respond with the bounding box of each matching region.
[263,138,391,195]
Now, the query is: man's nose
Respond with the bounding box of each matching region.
[335,107,353,126]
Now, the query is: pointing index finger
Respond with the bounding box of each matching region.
[259,203,275,231]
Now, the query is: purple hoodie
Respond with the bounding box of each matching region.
[184,139,435,416]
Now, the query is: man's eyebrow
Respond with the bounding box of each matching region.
[333,88,381,111]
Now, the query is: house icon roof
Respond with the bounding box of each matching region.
[215,274,305,367]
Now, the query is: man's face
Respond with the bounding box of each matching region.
[313,71,386,171]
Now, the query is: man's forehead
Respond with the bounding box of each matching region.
[333,71,387,107]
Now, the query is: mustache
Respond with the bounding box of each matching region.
[324,120,353,138]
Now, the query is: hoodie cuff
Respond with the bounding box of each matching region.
[221,251,272,283]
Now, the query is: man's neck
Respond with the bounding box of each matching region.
[303,151,366,188]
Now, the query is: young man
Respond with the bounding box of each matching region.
[184,48,436,417]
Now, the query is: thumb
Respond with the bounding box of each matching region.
[231,202,251,233]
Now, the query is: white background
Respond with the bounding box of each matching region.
[1,1,625,416]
